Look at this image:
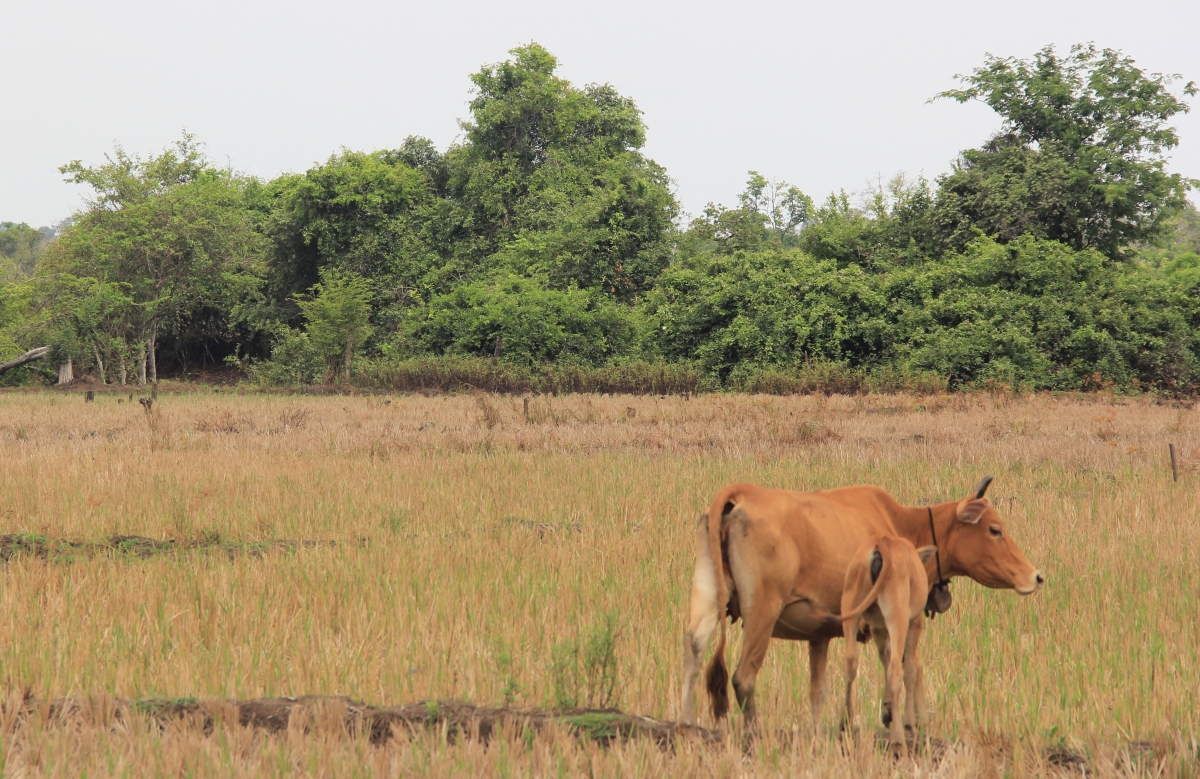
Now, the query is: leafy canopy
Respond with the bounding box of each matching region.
[40,134,263,377]
[4,42,1199,394]
[935,44,1196,257]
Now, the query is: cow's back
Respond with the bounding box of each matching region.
[729,484,905,637]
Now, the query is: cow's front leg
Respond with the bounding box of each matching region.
[840,628,860,732]
[808,638,830,722]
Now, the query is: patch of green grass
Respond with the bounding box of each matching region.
[218,540,272,557]
[380,510,407,534]
[557,712,627,742]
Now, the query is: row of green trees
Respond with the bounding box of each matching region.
[2,42,1198,393]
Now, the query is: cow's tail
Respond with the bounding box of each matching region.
[703,484,744,721]
[704,624,729,720]
[832,544,892,624]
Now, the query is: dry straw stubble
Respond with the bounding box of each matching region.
[0,389,1197,776]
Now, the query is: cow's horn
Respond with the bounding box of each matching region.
[973,475,994,499]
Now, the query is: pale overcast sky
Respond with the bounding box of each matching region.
[3,0,1198,228]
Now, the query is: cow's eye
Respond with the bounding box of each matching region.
[988,526,1002,537]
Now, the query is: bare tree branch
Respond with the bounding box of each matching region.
[0,346,50,375]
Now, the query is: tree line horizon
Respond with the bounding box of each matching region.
[2,41,1199,394]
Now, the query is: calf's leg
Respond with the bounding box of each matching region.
[902,616,925,732]
[880,600,910,751]
[873,628,893,727]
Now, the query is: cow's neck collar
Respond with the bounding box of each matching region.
[896,502,961,581]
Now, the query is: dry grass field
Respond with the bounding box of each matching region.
[0,387,1197,777]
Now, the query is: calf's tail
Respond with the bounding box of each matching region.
[824,544,892,625]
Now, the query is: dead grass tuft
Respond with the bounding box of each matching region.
[195,410,256,434]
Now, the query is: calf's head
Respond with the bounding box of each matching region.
[946,476,1043,595]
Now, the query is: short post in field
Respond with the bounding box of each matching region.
[85,391,94,403]
[523,397,530,422]
[1169,443,1178,482]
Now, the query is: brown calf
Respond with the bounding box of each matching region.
[832,536,937,750]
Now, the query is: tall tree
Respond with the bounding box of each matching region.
[678,172,812,258]
[254,44,677,372]
[27,275,134,384]
[448,43,677,297]
[45,134,263,381]
[934,44,1196,258]
[259,147,434,329]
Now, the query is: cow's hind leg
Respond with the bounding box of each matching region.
[681,519,722,724]
[681,607,719,724]
[730,597,782,730]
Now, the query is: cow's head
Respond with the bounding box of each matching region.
[946,476,1043,595]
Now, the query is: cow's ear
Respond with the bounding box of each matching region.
[957,499,988,524]
[916,546,937,564]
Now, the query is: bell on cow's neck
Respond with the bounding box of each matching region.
[925,581,952,618]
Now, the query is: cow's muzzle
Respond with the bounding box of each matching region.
[1016,571,1044,595]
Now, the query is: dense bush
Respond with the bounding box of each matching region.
[246,329,325,386]
[407,275,636,366]
[639,233,1200,392]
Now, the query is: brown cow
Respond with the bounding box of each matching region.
[831,536,938,750]
[679,476,1042,727]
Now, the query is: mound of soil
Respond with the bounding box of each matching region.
[27,696,718,746]
[11,695,1171,767]
[0,533,344,563]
